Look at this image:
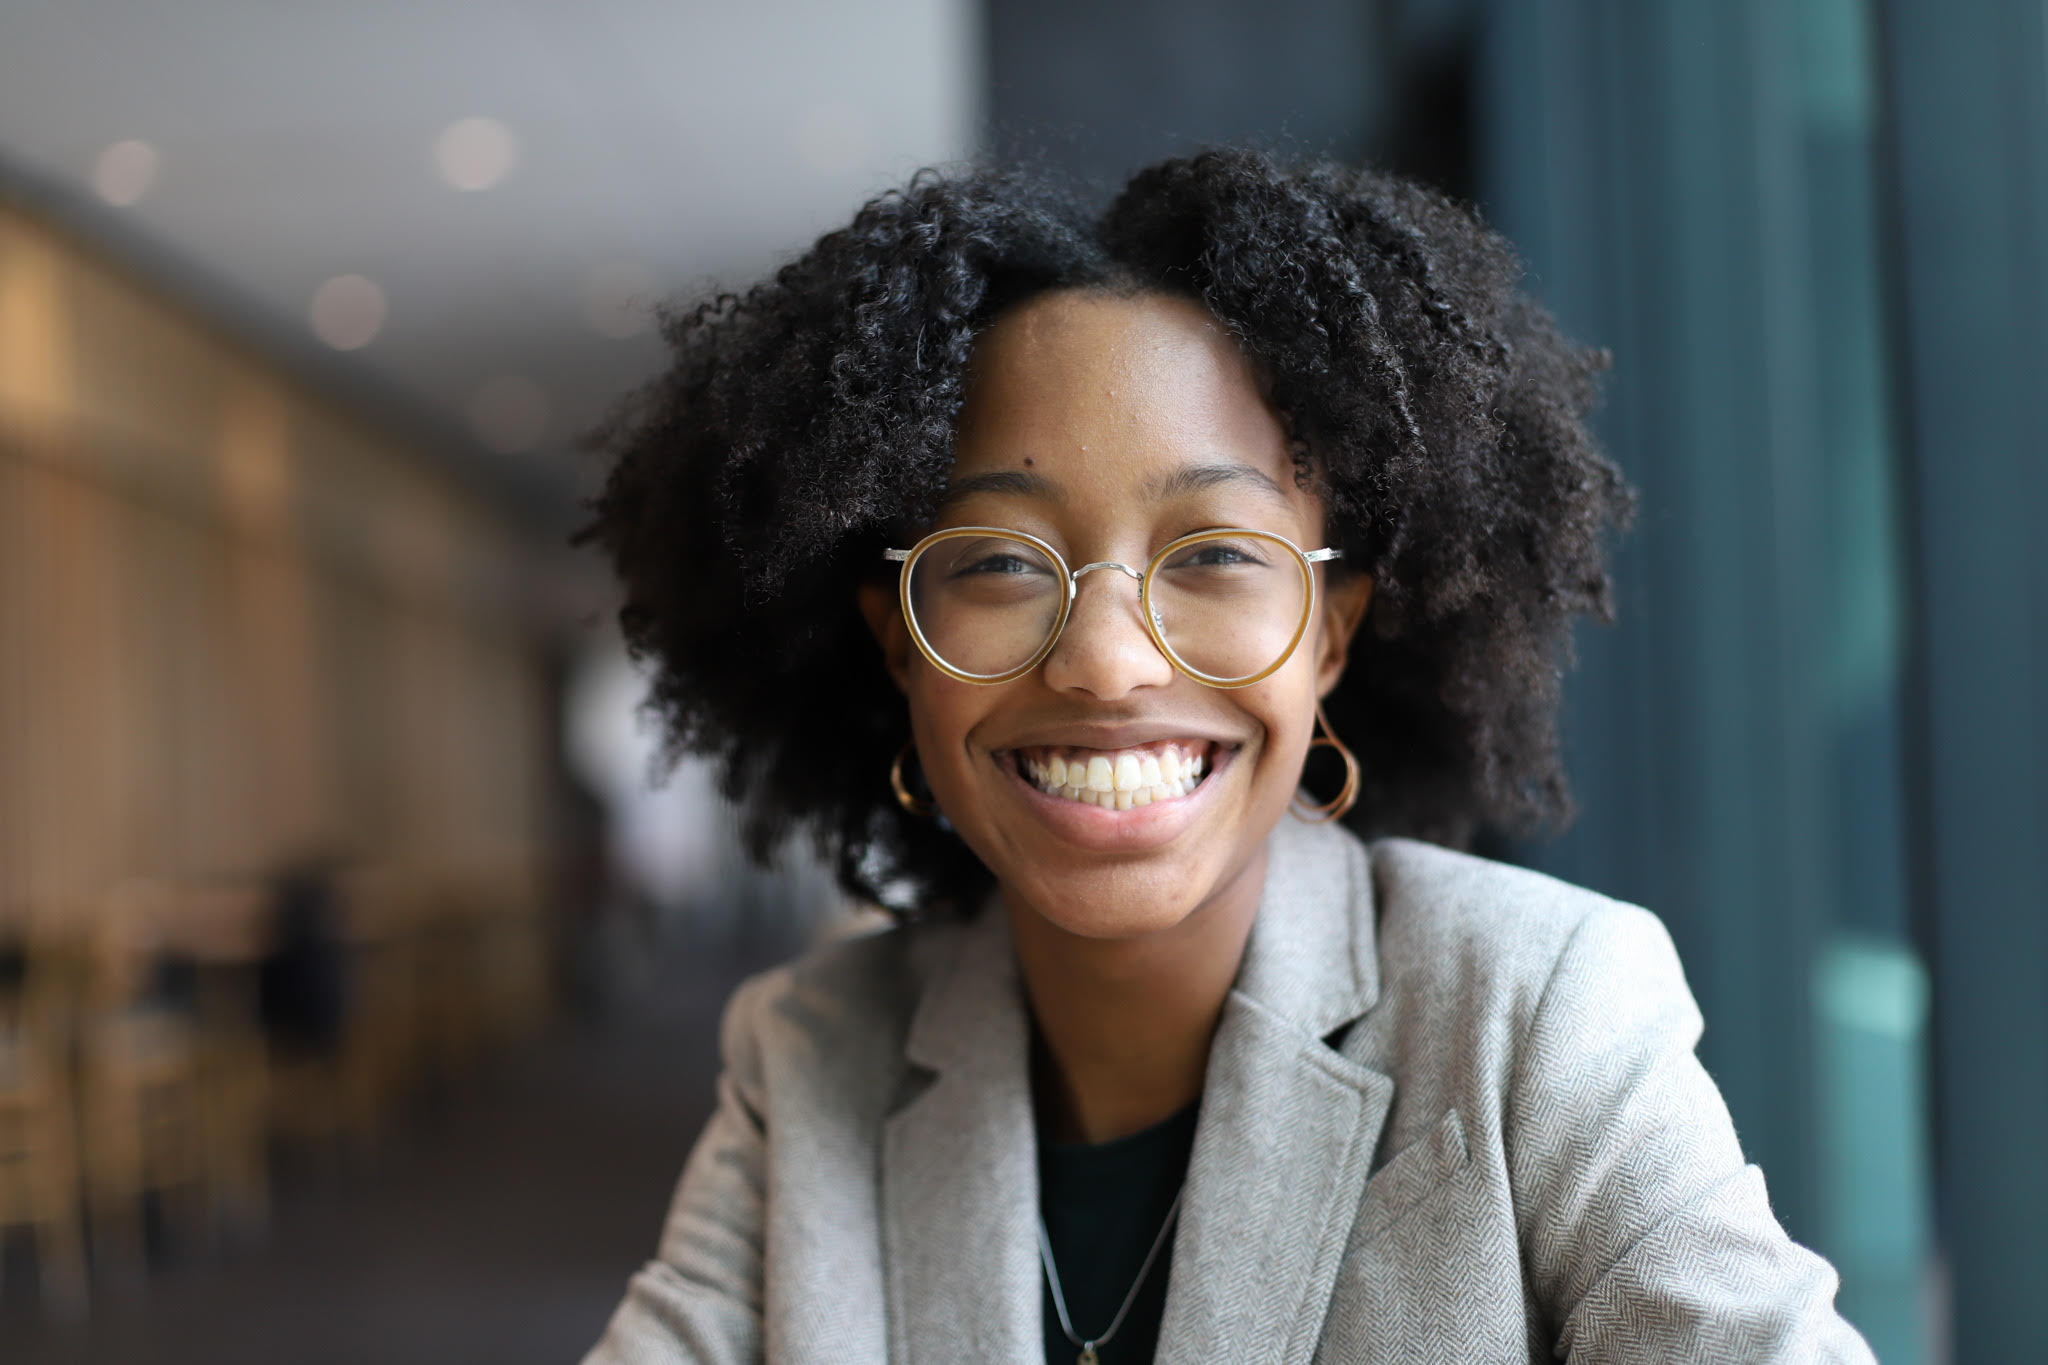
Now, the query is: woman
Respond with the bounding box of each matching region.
[579,150,1874,1364]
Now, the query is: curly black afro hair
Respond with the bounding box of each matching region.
[583,148,1632,917]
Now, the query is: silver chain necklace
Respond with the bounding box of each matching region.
[1036,1184,1185,1365]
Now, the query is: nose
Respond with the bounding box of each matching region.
[1039,563,1175,699]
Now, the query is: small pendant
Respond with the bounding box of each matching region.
[1077,1349,1099,1365]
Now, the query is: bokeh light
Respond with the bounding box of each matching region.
[434,116,519,191]
[91,139,160,206]
[307,274,386,350]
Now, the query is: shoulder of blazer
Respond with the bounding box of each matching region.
[718,912,976,1096]
[1362,836,1651,1040]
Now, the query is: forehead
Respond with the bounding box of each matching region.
[946,290,1303,521]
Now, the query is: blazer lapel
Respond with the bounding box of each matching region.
[1157,820,1394,1365]
[880,908,1042,1365]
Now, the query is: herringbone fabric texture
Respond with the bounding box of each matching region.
[583,821,1876,1364]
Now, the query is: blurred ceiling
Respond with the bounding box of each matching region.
[0,0,980,522]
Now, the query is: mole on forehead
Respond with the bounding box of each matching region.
[935,461,1290,512]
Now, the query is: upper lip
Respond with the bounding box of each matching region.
[990,720,1243,752]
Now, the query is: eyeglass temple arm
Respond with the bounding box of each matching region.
[882,549,910,562]
[1306,548,1342,563]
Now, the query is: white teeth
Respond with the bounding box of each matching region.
[1022,744,1212,809]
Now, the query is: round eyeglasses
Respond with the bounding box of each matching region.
[882,527,1342,688]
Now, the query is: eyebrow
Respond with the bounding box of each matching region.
[936,468,1063,509]
[935,460,1293,512]
[1145,462,1293,508]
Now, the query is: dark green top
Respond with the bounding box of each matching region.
[1037,1102,1200,1365]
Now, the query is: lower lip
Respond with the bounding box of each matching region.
[998,748,1232,853]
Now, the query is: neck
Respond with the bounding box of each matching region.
[1007,846,1266,1145]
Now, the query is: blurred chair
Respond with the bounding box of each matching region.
[341,866,424,1141]
[76,887,214,1274]
[0,930,90,1311]
[194,989,271,1240]
[262,860,550,1151]
[268,863,419,1148]
[191,939,272,1239]
[135,878,275,1240]
[259,865,356,1150]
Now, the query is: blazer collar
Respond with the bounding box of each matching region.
[884,899,1041,1364]
[1232,815,1382,1035]
[885,817,1389,1365]
[1158,816,1393,1365]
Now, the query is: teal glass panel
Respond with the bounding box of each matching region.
[1814,933,1934,1363]
[1788,0,1932,1353]
[1478,0,1938,1348]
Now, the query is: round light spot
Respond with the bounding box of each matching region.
[581,261,657,339]
[469,375,550,453]
[434,116,519,191]
[793,106,871,176]
[93,140,161,206]
[308,275,387,350]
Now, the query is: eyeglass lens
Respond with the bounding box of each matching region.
[905,535,1067,677]
[904,532,1310,683]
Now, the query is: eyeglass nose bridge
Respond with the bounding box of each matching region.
[1069,560,1143,586]
[1057,559,1167,659]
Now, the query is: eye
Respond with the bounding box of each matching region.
[1163,538,1274,571]
[953,551,1043,578]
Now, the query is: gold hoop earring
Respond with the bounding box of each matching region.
[1291,700,1360,824]
[890,740,938,818]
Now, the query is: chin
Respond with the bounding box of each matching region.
[998,860,1215,943]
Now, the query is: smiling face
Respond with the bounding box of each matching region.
[861,289,1370,942]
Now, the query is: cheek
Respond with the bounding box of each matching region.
[1241,672,1322,794]
[904,674,994,790]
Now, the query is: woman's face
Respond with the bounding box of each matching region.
[861,289,1370,941]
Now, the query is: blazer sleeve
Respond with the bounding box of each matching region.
[582,973,774,1365]
[1506,903,1877,1364]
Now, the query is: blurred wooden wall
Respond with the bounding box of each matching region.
[0,200,552,933]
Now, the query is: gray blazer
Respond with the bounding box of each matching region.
[584,819,1876,1364]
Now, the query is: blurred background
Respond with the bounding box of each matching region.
[0,1,2039,1362]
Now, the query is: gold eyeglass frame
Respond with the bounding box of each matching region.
[882,526,1342,689]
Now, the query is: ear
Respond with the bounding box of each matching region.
[1313,572,1374,698]
[858,581,915,694]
